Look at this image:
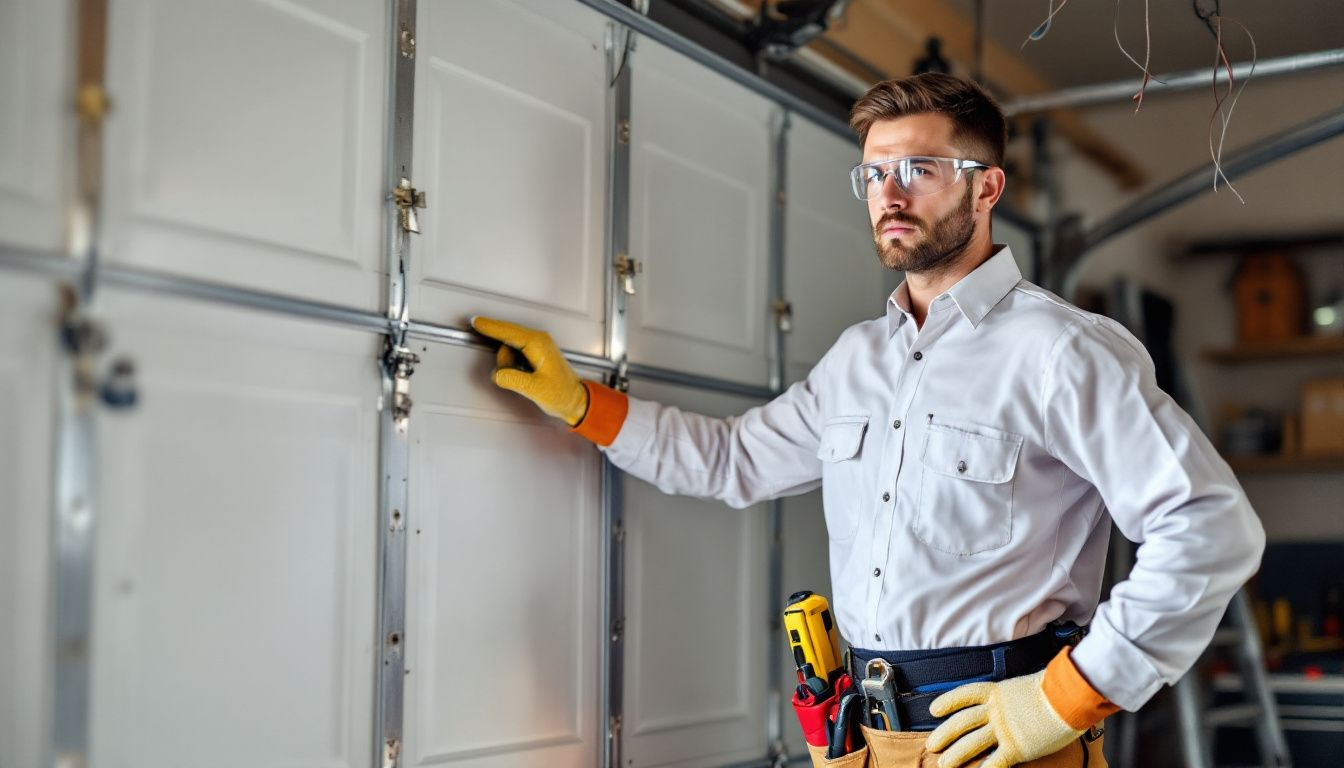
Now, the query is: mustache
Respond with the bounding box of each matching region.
[875,213,923,235]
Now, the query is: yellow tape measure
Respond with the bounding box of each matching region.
[783,590,842,687]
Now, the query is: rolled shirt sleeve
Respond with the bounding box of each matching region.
[1043,318,1266,711]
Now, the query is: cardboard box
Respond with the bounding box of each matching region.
[1300,378,1344,456]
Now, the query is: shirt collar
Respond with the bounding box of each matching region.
[885,245,1022,336]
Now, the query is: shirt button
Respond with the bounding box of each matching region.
[881,492,890,502]
[875,633,882,642]
[873,567,881,577]
[892,419,902,429]
[913,351,923,361]
[957,460,967,473]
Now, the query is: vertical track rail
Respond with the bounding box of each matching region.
[601,20,636,768]
[375,2,418,766]
[50,1,109,765]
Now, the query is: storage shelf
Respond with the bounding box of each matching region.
[1225,454,1344,474]
[1204,335,1344,363]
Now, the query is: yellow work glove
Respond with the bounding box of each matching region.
[926,670,1082,768]
[470,315,589,426]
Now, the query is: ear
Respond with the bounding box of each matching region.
[974,166,1006,214]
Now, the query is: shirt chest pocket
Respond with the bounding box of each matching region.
[816,415,868,541]
[913,422,1023,555]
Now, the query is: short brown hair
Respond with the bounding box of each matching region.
[849,74,1006,167]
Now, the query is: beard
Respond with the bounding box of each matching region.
[873,183,976,274]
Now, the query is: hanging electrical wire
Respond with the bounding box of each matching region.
[1206,13,1257,203]
[1020,0,1261,202]
[1023,0,1072,46]
[1112,0,1163,111]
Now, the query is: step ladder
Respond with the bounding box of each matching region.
[1173,589,1292,768]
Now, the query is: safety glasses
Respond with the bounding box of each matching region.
[849,156,990,201]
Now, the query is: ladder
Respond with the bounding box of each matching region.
[1173,589,1292,768]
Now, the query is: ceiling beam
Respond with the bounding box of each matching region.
[788,0,1148,187]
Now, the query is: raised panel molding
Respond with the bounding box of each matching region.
[620,380,769,767]
[626,495,756,734]
[784,117,891,383]
[411,0,607,357]
[626,41,772,386]
[101,0,384,310]
[95,383,368,768]
[123,0,366,263]
[421,58,593,317]
[636,144,759,353]
[0,0,67,251]
[86,294,378,768]
[405,341,599,768]
[412,407,594,762]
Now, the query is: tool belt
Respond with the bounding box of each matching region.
[844,622,1086,732]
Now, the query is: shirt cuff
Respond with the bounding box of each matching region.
[569,380,628,446]
[1068,614,1166,712]
[1042,647,1121,730]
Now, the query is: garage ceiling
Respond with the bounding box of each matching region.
[930,0,1342,88]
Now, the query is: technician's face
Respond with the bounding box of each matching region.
[862,114,980,274]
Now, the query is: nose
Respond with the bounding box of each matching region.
[877,172,909,211]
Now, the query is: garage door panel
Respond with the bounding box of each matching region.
[623,380,768,767]
[784,118,888,383]
[103,0,385,310]
[638,145,759,353]
[89,293,379,768]
[407,343,601,768]
[414,0,607,357]
[0,275,58,768]
[0,0,68,251]
[627,42,772,386]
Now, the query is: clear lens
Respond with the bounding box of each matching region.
[850,157,977,200]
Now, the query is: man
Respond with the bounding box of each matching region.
[471,74,1264,768]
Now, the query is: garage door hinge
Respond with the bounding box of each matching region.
[772,298,793,333]
[392,178,426,234]
[382,737,401,768]
[383,342,419,420]
[615,252,642,296]
[610,617,625,642]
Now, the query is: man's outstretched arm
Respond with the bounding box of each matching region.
[471,315,828,508]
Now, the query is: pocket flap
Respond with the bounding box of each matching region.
[921,423,1021,483]
[816,416,869,462]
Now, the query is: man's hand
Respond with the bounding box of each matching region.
[926,670,1084,768]
[470,316,589,426]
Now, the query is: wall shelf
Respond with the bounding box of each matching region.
[1204,335,1344,364]
[1225,454,1344,474]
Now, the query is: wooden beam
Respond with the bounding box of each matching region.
[763,0,1147,188]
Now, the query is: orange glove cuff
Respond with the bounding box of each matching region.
[570,380,628,447]
[1042,646,1121,730]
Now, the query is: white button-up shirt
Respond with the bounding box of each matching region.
[600,245,1265,711]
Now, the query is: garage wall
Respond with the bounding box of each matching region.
[1056,68,1344,542]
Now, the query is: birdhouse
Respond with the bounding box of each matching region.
[1231,252,1306,344]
